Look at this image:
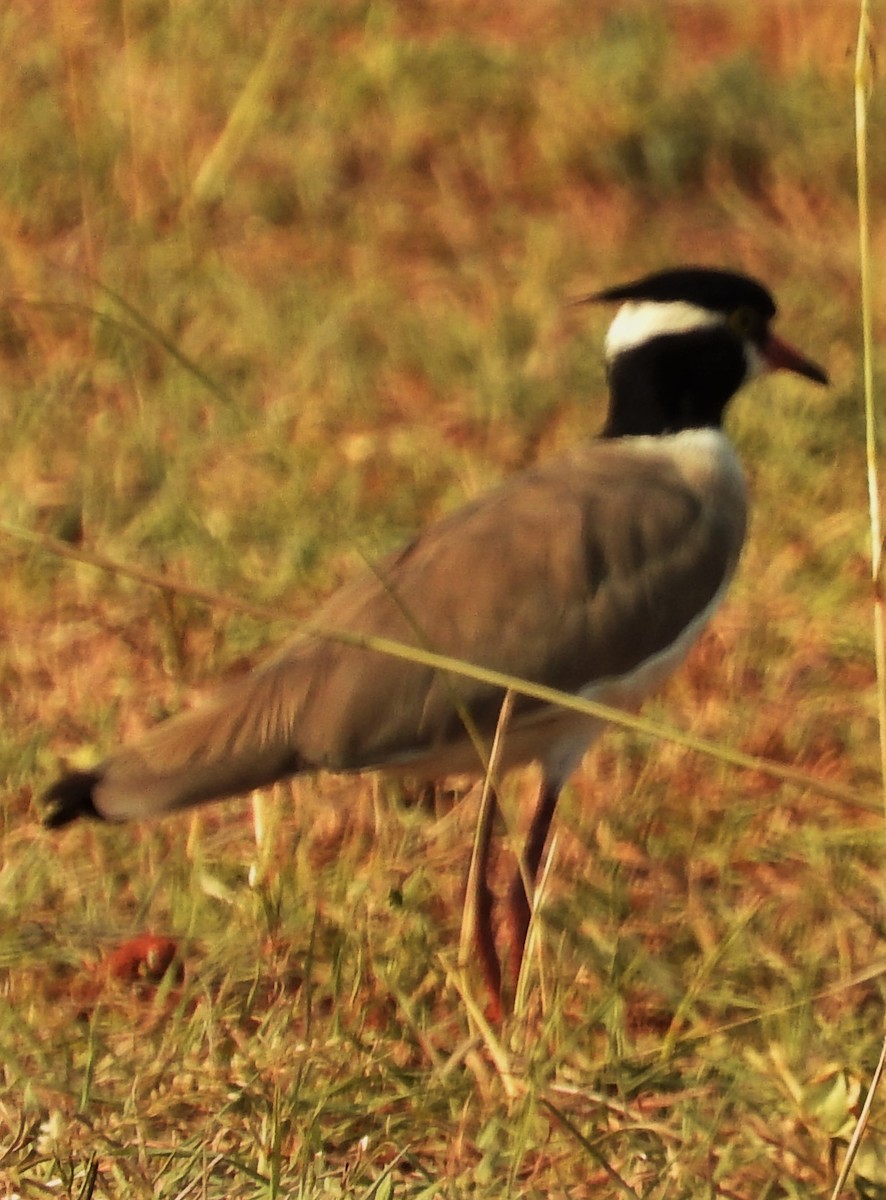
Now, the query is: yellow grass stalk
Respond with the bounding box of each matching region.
[458,690,514,970]
[856,2,886,810]
[188,8,301,207]
[830,4,883,1197]
[0,517,874,814]
[513,830,558,1019]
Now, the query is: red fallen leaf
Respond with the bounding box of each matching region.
[64,936,183,1020]
[101,935,181,986]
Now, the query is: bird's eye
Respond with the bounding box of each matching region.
[730,306,760,339]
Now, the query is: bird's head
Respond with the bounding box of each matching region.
[578,267,828,438]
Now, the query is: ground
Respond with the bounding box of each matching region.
[1,1,885,1196]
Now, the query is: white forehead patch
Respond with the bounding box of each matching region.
[604,300,722,360]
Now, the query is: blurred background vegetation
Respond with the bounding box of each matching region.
[1,1,885,1196]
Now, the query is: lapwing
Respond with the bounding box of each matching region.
[43,267,828,1018]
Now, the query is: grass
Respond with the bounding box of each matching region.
[1,0,885,1195]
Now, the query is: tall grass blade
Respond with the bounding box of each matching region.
[540,1098,641,1199]
[84,276,235,407]
[459,690,513,971]
[831,6,886,1195]
[830,1031,886,1200]
[0,518,873,812]
[188,9,301,207]
[513,830,558,1018]
[855,0,886,810]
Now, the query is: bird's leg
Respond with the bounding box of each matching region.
[505,776,560,993]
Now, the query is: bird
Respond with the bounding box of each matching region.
[43,266,828,1019]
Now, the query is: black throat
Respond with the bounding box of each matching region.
[601,326,750,439]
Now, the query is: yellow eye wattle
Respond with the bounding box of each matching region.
[730,305,760,339]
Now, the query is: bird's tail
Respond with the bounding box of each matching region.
[42,661,310,827]
[43,770,104,827]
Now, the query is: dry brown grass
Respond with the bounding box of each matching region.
[1,0,884,1195]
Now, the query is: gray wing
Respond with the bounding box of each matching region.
[89,436,747,819]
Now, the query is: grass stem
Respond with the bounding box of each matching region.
[827,4,882,1192]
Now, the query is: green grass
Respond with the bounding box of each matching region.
[1,1,885,1196]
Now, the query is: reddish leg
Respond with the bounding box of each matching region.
[505,777,561,991]
[474,876,503,1021]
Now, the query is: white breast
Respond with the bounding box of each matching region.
[558,426,746,764]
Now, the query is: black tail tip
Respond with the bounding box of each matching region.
[42,770,105,829]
